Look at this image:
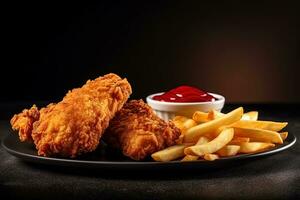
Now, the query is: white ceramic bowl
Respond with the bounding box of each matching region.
[146,92,225,121]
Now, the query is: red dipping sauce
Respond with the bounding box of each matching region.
[152,86,215,103]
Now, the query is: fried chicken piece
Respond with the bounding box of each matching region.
[104,100,181,160]
[11,73,132,157]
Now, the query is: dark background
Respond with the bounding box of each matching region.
[2,1,300,105]
[1,3,299,199]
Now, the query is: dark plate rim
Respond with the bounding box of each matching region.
[2,132,297,166]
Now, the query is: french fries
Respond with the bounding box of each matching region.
[183,119,198,130]
[184,107,243,143]
[233,127,283,144]
[181,136,210,161]
[173,116,197,133]
[203,154,219,161]
[192,111,209,123]
[231,120,287,132]
[242,111,258,121]
[192,110,258,123]
[239,142,275,153]
[207,110,224,120]
[184,128,234,156]
[151,107,288,162]
[172,116,188,132]
[151,143,193,162]
[181,154,200,161]
[280,132,288,141]
[230,137,250,143]
[216,145,240,157]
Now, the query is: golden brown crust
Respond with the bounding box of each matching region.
[104,100,181,160]
[10,105,40,142]
[10,73,132,157]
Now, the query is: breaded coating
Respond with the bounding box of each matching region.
[104,100,181,160]
[11,73,132,157]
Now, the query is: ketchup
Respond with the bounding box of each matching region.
[152,86,215,103]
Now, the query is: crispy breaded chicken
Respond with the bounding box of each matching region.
[104,100,181,160]
[11,73,132,157]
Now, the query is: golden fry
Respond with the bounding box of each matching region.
[279,132,288,141]
[216,145,240,156]
[181,136,210,161]
[231,120,287,132]
[184,128,234,156]
[207,110,224,120]
[229,137,250,145]
[234,127,283,144]
[173,116,189,123]
[231,137,250,143]
[197,136,210,144]
[172,116,189,132]
[173,116,197,133]
[192,111,209,123]
[184,107,243,143]
[242,111,258,121]
[239,142,275,153]
[203,154,219,161]
[183,119,197,130]
[151,143,193,162]
[181,155,200,161]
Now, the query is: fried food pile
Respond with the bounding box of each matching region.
[11,73,181,160]
[152,108,288,162]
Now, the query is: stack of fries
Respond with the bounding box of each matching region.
[151,107,288,162]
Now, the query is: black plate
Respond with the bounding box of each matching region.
[2,131,296,170]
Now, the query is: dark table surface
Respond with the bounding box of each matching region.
[0,104,299,200]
